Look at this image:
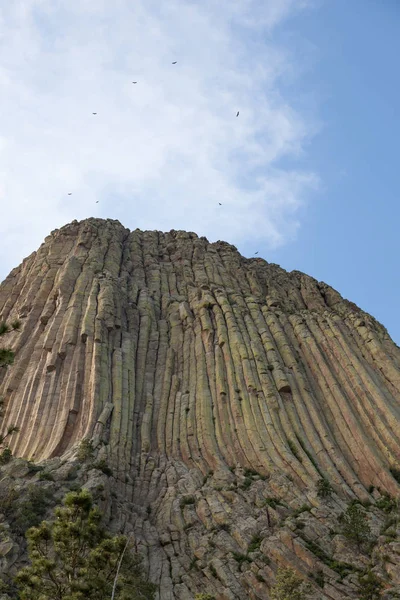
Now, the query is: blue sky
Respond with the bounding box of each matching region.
[0,1,399,343]
[264,0,400,343]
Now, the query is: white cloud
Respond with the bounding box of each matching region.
[0,0,318,278]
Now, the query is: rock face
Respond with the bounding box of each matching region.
[0,218,399,599]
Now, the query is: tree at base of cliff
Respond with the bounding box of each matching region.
[15,489,157,600]
[270,568,312,600]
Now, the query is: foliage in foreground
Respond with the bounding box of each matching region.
[270,567,311,600]
[15,489,157,600]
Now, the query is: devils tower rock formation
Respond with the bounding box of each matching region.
[0,218,399,599]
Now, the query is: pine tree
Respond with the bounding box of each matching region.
[339,502,372,549]
[15,489,157,600]
[270,567,311,600]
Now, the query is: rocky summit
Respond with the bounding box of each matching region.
[0,218,399,599]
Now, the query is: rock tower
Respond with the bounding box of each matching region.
[0,218,399,599]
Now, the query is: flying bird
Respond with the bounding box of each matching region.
[132,81,137,84]
[68,193,72,196]
[172,61,177,64]
[255,251,259,255]
[92,112,97,115]
[218,203,222,205]
[236,111,239,117]
[96,201,99,203]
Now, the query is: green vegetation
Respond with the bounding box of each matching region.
[303,539,359,579]
[231,533,264,566]
[390,467,400,484]
[0,319,21,367]
[240,476,252,490]
[0,330,19,472]
[77,439,95,462]
[248,533,263,553]
[195,594,215,600]
[38,470,55,481]
[263,497,286,509]
[0,483,52,535]
[316,478,333,498]
[292,504,311,518]
[209,564,218,579]
[287,439,302,462]
[270,567,311,600]
[15,489,156,600]
[375,492,398,513]
[0,398,19,462]
[13,485,53,535]
[180,495,195,508]
[0,446,13,465]
[93,458,113,476]
[339,503,372,549]
[232,552,249,566]
[357,570,384,600]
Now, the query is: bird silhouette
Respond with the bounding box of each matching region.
[255,251,259,255]
[236,111,239,117]
[92,112,97,115]
[132,81,137,84]
[218,203,222,205]
[172,61,177,64]
[96,201,99,203]
[68,193,72,196]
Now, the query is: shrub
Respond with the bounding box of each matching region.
[0,447,13,465]
[240,477,252,490]
[180,496,195,508]
[248,533,263,553]
[270,567,311,600]
[376,493,398,513]
[292,504,311,518]
[0,485,18,515]
[316,478,333,498]
[195,595,215,600]
[232,552,248,566]
[77,439,94,462]
[357,570,384,600]
[38,471,54,481]
[93,459,113,476]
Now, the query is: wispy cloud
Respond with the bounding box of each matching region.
[0,0,318,278]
